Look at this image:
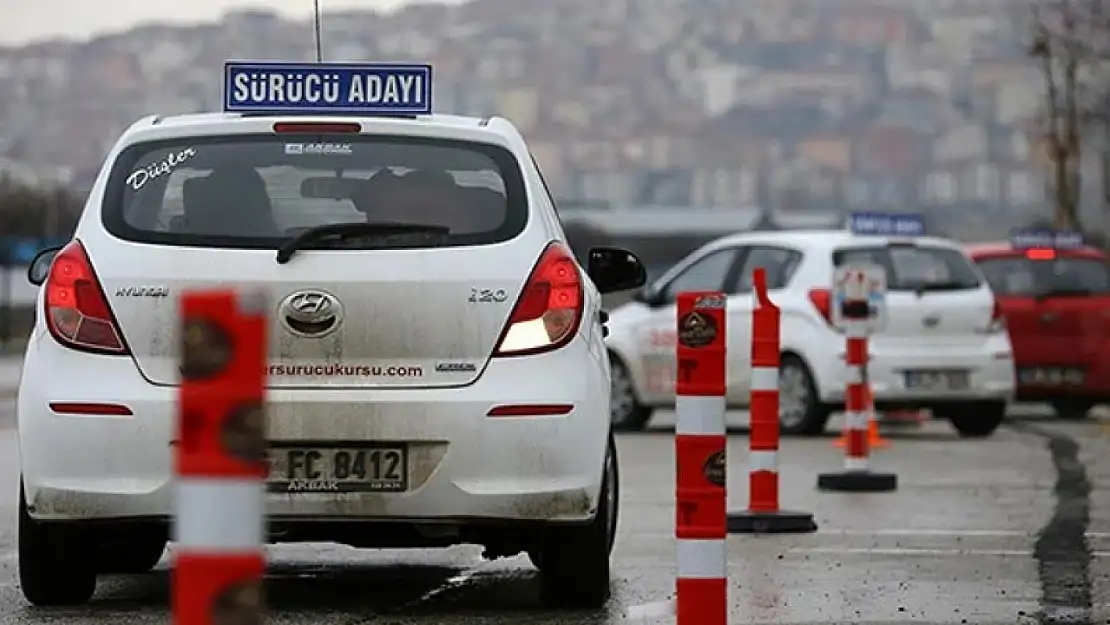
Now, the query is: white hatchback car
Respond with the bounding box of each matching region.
[606,228,1015,436]
[17,62,645,608]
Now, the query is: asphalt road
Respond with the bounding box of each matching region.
[0,399,1107,624]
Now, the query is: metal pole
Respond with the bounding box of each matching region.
[313,0,323,62]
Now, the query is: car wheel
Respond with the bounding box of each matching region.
[1051,400,1094,421]
[18,483,97,606]
[779,355,831,436]
[946,401,1006,438]
[97,533,167,574]
[609,354,654,431]
[535,432,617,609]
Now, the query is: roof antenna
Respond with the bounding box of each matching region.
[313,0,323,62]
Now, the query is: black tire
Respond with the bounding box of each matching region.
[1051,399,1095,421]
[97,534,167,574]
[536,433,617,609]
[609,354,654,431]
[947,401,1006,438]
[18,484,97,606]
[778,355,832,436]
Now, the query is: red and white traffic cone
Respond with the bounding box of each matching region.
[817,328,897,492]
[173,290,268,625]
[728,268,816,533]
[674,291,728,625]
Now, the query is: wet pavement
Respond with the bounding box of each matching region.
[0,397,1106,624]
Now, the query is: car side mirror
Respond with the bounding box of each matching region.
[27,246,62,286]
[632,284,667,307]
[588,247,647,294]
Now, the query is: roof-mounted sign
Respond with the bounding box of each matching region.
[1010,228,1084,249]
[223,62,433,115]
[848,211,926,237]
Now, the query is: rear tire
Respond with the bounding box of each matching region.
[535,433,617,609]
[946,401,1006,438]
[609,354,654,431]
[779,355,832,436]
[1051,399,1095,421]
[18,484,97,606]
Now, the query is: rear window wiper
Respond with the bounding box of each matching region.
[276,222,450,264]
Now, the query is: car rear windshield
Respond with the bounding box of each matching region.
[101,134,528,249]
[976,254,1110,296]
[832,244,982,292]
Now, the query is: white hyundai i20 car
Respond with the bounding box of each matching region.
[16,62,645,608]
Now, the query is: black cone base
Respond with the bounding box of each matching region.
[817,470,898,492]
[727,509,818,534]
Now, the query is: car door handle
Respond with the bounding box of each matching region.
[1041,312,1059,323]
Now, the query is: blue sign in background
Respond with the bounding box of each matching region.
[1010,227,1084,249]
[0,237,68,266]
[849,211,926,237]
[224,62,433,115]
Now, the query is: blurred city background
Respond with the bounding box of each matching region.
[2,0,1109,327]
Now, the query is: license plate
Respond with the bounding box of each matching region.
[904,370,970,391]
[267,446,408,493]
[1017,367,1085,386]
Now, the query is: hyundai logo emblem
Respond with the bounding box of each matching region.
[280,290,343,337]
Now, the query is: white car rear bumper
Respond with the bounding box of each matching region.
[18,332,609,523]
[816,335,1015,403]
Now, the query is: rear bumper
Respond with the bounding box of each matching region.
[18,331,611,525]
[816,335,1015,404]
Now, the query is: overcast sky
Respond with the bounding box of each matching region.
[3,0,464,46]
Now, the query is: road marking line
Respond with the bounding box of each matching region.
[790,547,1030,556]
[815,529,1110,539]
[622,599,675,621]
[790,546,1110,557]
[625,528,1110,539]
[818,528,1033,537]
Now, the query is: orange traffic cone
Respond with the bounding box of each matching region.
[867,412,889,448]
[834,387,889,448]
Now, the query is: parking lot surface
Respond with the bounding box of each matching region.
[0,398,1105,624]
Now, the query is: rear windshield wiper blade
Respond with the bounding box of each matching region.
[276,221,450,264]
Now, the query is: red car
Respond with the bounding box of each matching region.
[968,236,1110,420]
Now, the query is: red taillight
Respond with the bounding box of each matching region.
[494,242,583,357]
[44,241,129,355]
[1025,248,1056,260]
[272,122,361,133]
[808,288,833,325]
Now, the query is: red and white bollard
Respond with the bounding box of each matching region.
[674,291,728,625]
[174,290,268,625]
[728,268,816,533]
[817,326,897,492]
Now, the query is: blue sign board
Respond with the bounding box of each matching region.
[0,237,69,266]
[224,62,433,115]
[848,211,926,237]
[1010,228,1084,249]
